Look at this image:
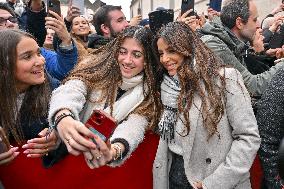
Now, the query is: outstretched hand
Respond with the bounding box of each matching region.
[21,128,58,158]
[55,111,97,156]
[0,147,19,166]
[45,10,72,45]
[84,136,113,169]
[177,9,197,31]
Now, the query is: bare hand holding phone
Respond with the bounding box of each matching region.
[0,127,19,166]
[54,110,97,156]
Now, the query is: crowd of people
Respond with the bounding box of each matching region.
[1,0,284,188]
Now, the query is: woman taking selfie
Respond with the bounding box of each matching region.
[0,30,60,188]
[48,26,160,188]
[151,22,260,189]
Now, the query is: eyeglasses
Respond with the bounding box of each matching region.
[0,17,18,26]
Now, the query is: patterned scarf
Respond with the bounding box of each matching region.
[158,74,180,142]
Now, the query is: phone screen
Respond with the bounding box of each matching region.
[181,0,194,17]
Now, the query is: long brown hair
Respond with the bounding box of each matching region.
[0,30,51,144]
[153,22,226,138]
[66,26,161,129]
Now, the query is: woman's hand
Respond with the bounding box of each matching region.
[177,9,197,31]
[65,5,81,23]
[207,7,220,21]
[269,16,284,33]
[22,128,58,158]
[45,11,72,46]
[0,147,19,165]
[55,111,97,156]
[266,48,284,60]
[83,135,114,169]
[129,15,142,26]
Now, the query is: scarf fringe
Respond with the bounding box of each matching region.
[158,106,177,143]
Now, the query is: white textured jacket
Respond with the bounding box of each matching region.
[48,79,148,164]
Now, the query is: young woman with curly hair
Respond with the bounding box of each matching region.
[152,22,260,189]
[48,26,161,188]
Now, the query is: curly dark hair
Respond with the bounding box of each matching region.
[66,26,161,129]
[153,22,227,138]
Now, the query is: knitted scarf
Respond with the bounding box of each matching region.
[158,74,180,142]
[103,74,145,123]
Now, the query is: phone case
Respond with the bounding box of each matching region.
[181,0,195,17]
[0,127,10,153]
[47,0,61,17]
[85,110,117,142]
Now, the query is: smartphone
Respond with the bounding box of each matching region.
[209,0,222,12]
[137,8,141,15]
[85,110,117,142]
[72,0,85,15]
[181,0,194,17]
[0,127,10,154]
[149,9,174,34]
[47,0,61,17]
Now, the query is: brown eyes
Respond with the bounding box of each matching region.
[119,48,143,59]
[133,51,143,58]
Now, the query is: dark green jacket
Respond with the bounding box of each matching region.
[201,19,284,96]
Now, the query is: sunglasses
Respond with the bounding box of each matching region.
[0,17,18,25]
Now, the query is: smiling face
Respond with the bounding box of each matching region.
[71,16,90,36]
[108,9,129,37]
[44,28,55,45]
[15,37,45,92]
[157,37,184,76]
[117,37,145,79]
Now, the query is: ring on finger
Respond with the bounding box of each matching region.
[45,147,49,156]
[66,137,72,145]
[88,155,94,164]
[95,153,102,160]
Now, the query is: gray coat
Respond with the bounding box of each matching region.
[153,68,260,189]
[201,20,284,96]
